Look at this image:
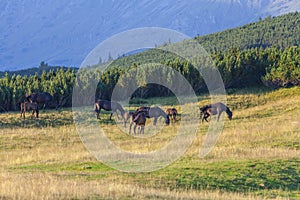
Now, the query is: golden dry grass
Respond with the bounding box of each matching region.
[0,87,299,199]
[2,171,289,200]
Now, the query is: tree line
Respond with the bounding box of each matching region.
[1,44,299,112]
[0,68,76,112]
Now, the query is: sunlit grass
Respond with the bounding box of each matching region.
[0,87,299,199]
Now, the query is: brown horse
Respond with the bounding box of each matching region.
[26,92,58,110]
[199,102,232,123]
[166,108,178,122]
[129,112,147,134]
[20,102,39,119]
[136,106,170,125]
[94,100,125,121]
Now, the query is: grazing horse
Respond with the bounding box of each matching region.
[26,92,58,110]
[136,106,170,125]
[129,112,147,134]
[199,102,232,123]
[166,108,178,122]
[20,102,39,119]
[94,100,125,121]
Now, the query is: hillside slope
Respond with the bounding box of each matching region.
[196,11,300,52]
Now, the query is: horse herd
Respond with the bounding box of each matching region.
[20,92,58,119]
[94,100,173,134]
[19,92,232,133]
[94,99,233,135]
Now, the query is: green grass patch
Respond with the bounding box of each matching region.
[0,109,74,128]
[160,158,300,197]
[11,161,112,173]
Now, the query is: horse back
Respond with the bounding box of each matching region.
[37,92,54,102]
[20,102,38,111]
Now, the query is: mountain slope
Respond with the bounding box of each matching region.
[1,0,300,71]
[196,11,300,52]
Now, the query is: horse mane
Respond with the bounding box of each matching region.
[225,106,232,117]
[157,107,170,123]
[154,106,167,117]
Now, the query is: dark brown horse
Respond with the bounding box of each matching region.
[166,108,178,122]
[20,102,39,119]
[94,100,125,121]
[26,92,58,110]
[129,112,147,134]
[136,106,170,125]
[199,102,232,123]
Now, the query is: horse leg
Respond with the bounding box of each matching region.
[217,111,221,121]
[134,124,137,134]
[201,114,205,124]
[21,108,25,119]
[97,108,101,119]
[130,123,133,134]
[23,105,26,119]
[141,125,144,134]
[123,115,128,128]
[139,126,143,134]
[110,113,113,120]
[116,110,121,120]
[20,107,23,118]
[204,114,209,122]
[129,122,133,134]
[153,117,157,125]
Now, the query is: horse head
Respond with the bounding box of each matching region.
[26,93,37,103]
[165,115,170,125]
[227,109,233,120]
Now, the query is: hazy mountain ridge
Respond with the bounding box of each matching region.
[1,0,299,71]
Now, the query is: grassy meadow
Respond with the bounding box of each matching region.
[0,87,299,199]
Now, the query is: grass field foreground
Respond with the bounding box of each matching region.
[0,87,299,199]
